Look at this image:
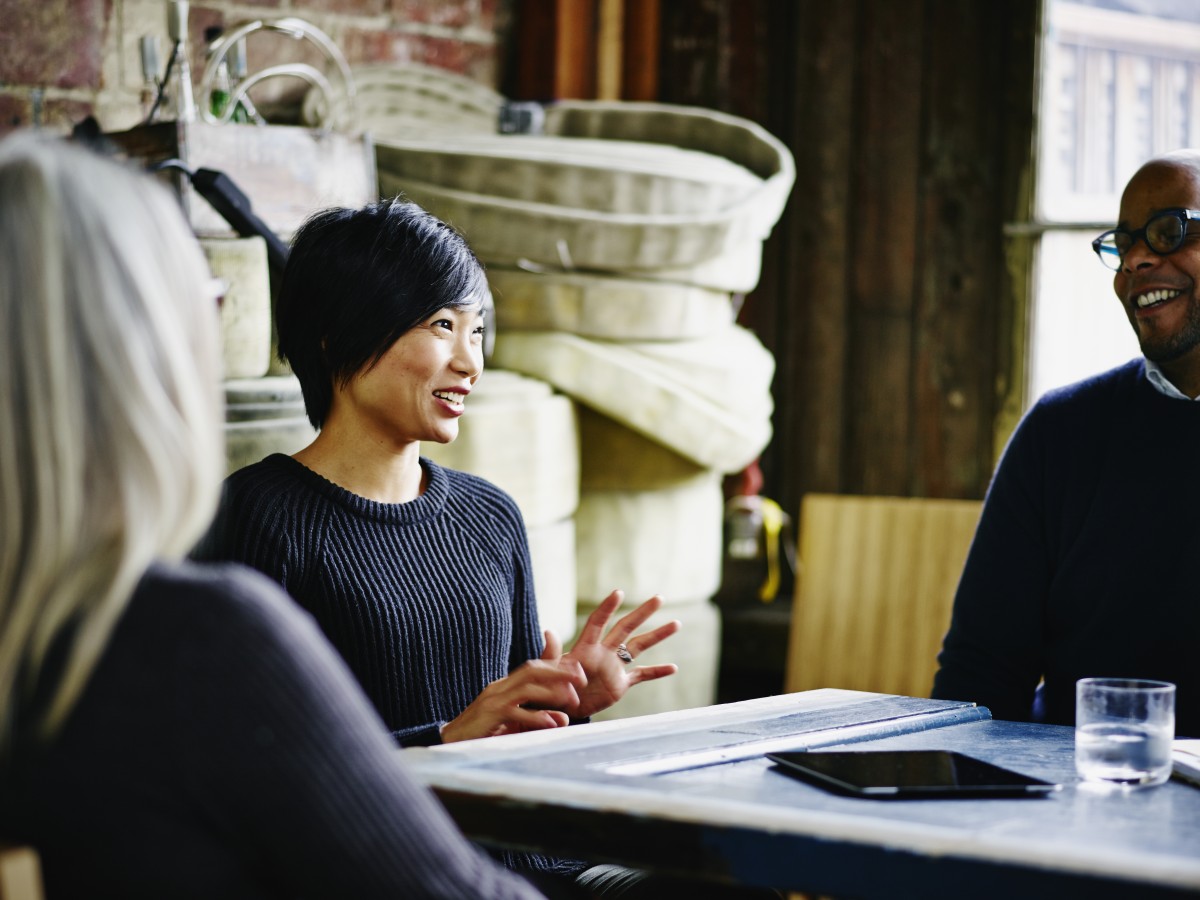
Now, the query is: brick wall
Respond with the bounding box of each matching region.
[0,0,507,138]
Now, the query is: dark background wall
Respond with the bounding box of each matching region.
[506,0,1040,521]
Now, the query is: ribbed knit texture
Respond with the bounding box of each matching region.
[0,561,546,899]
[200,454,543,745]
[196,454,586,879]
[933,358,1200,736]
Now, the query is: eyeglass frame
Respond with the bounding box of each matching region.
[1092,207,1200,270]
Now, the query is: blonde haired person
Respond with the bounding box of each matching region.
[0,132,546,899]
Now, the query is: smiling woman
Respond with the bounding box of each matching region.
[307,303,487,489]
[192,197,700,896]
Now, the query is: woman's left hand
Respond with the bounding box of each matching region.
[556,590,681,719]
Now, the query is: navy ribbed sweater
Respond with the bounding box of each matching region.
[199,454,544,747]
[932,359,1200,736]
[196,455,586,879]
[0,561,544,899]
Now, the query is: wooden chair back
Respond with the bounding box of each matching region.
[784,493,982,698]
[0,844,43,900]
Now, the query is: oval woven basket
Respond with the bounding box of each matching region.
[375,100,794,278]
[302,62,504,137]
[490,325,775,474]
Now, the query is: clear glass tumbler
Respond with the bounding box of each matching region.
[1075,677,1176,788]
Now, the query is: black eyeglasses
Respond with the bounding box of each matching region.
[1092,208,1200,270]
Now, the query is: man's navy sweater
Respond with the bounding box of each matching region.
[933,359,1200,736]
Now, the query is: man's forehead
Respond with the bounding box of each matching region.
[1119,159,1200,224]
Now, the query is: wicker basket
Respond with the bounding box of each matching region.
[491,325,774,474]
[376,100,794,281]
[302,62,504,137]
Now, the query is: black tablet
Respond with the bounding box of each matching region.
[766,749,1061,799]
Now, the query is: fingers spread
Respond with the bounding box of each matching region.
[606,595,668,645]
[627,618,681,656]
[627,663,679,685]
[571,589,624,648]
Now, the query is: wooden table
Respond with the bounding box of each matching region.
[401,689,1200,899]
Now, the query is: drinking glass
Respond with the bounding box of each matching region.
[1075,677,1175,787]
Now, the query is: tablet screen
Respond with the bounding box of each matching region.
[766,750,1061,799]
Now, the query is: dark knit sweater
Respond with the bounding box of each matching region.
[0,561,544,900]
[932,359,1200,736]
[198,454,543,747]
[195,454,585,880]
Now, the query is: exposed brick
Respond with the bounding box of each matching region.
[190,6,228,65]
[412,34,495,78]
[462,50,498,88]
[477,0,500,32]
[294,0,385,15]
[0,0,503,130]
[243,29,334,77]
[340,27,420,67]
[122,0,169,88]
[225,29,341,117]
[167,5,225,108]
[344,31,480,74]
[0,0,112,88]
[93,90,145,133]
[389,0,473,29]
[0,93,32,138]
[341,29,495,86]
[43,96,96,133]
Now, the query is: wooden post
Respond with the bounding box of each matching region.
[510,0,660,102]
[622,0,661,100]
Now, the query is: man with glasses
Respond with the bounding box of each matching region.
[932,150,1200,738]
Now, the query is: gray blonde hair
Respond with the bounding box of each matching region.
[0,133,224,748]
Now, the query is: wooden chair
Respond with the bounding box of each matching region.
[784,493,982,699]
[0,845,43,900]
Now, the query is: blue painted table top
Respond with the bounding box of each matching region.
[402,689,1200,898]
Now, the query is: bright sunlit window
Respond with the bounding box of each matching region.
[1030,0,1200,402]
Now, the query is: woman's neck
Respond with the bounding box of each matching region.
[292,429,426,504]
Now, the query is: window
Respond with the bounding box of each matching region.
[1029,0,1200,402]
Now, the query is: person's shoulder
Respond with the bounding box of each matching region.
[993,360,1145,477]
[427,458,519,505]
[424,459,526,526]
[139,558,292,623]
[135,558,332,655]
[193,456,312,562]
[997,360,1143,463]
[132,560,361,704]
[1029,358,1144,419]
[223,453,306,502]
[218,453,337,531]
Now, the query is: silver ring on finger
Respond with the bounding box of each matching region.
[615,643,633,664]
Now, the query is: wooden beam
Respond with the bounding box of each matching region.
[555,0,598,99]
[622,0,661,100]
[510,0,597,101]
[597,0,624,99]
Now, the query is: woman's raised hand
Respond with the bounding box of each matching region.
[560,589,681,719]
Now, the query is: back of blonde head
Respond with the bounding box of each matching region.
[0,133,224,748]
